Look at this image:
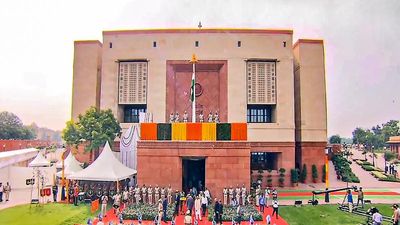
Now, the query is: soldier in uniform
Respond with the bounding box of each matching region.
[241,184,246,206]
[199,111,204,123]
[169,112,175,123]
[148,185,153,204]
[214,111,219,123]
[135,185,141,204]
[208,111,213,122]
[223,187,228,205]
[175,112,180,122]
[183,111,188,123]
[255,185,260,206]
[228,186,234,205]
[167,185,173,205]
[129,185,134,204]
[235,185,241,205]
[141,184,147,204]
[154,185,160,203]
[161,187,166,201]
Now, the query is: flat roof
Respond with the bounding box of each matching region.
[103,28,293,36]
[293,39,324,49]
[0,148,38,159]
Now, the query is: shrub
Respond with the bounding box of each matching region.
[362,161,372,166]
[371,171,387,179]
[332,155,360,183]
[378,176,400,182]
[361,165,376,171]
[122,203,174,221]
[291,169,299,183]
[322,165,326,182]
[312,164,318,180]
[207,205,263,221]
[300,164,307,183]
[278,168,286,187]
[266,169,272,187]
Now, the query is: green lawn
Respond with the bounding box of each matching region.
[0,203,96,225]
[280,204,394,225]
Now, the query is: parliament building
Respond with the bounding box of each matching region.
[71,28,327,197]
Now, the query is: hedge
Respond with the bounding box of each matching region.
[370,171,387,179]
[378,175,400,182]
[207,205,262,221]
[361,165,376,171]
[332,155,360,183]
[362,161,372,166]
[122,203,174,221]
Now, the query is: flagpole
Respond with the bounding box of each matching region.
[192,62,196,122]
[190,54,198,123]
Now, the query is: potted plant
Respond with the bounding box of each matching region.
[312,164,318,183]
[278,168,286,187]
[267,169,273,187]
[300,164,307,183]
[290,169,299,186]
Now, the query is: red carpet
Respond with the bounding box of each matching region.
[92,204,288,225]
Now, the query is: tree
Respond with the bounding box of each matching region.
[312,164,318,182]
[381,120,400,142]
[352,127,368,144]
[329,135,341,144]
[62,107,121,160]
[0,111,36,140]
[299,164,307,183]
[384,151,397,162]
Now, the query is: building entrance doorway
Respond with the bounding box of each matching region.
[182,157,205,193]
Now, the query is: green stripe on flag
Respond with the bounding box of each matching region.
[191,73,195,102]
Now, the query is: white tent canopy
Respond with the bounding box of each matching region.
[68,142,137,181]
[56,152,83,177]
[28,151,51,167]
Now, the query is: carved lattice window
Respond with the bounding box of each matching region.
[247,61,276,104]
[118,61,147,104]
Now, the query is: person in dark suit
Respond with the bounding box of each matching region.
[214,199,220,224]
[186,194,194,215]
[174,190,180,217]
[218,200,224,225]
[162,196,168,222]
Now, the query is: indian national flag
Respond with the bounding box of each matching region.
[190,72,195,102]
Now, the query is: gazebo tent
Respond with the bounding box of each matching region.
[56,152,83,177]
[68,142,137,181]
[28,151,51,167]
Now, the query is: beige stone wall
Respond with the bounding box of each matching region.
[71,41,102,120]
[293,40,327,142]
[99,29,295,142]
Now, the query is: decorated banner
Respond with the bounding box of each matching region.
[172,123,187,141]
[120,125,140,170]
[91,199,99,213]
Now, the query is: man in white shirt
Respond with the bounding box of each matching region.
[372,209,382,225]
[272,200,279,219]
[101,194,108,218]
[201,194,208,216]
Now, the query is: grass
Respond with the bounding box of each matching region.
[280,204,394,225]
[0,203,96,225]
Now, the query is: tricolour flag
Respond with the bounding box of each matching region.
[190,72,195,102]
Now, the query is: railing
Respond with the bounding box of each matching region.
[140,123,247,141]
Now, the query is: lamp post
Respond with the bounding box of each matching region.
[383,146,387,173]
[372,145,375,167]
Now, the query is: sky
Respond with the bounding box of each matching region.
[0,0,399,137]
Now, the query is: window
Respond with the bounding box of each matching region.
[247,61,276,104]
[247,105,272,123]
[123,105,146,123]
[118,61,148,104]
[283,41,286,47]
[109,42,113,48]
[195,41,199,47]
[153,41,157,47]
[251,152,278,170]
[238,41,241,47]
